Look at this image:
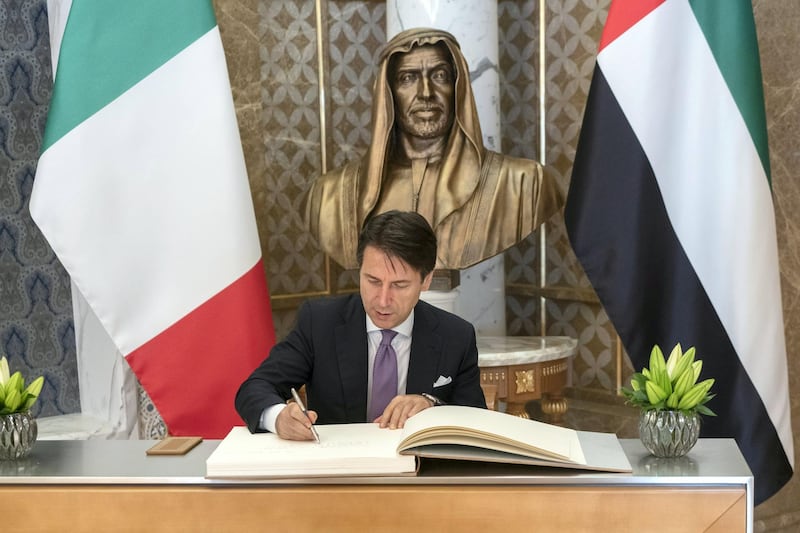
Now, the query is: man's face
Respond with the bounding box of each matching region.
[359,245,433,330]
[390,43,455,140]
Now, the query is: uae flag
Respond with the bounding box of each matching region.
[565,0,793,504]
[31,1,275,438]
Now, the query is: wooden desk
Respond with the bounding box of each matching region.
[477,336,577,422]
[0,438,752,532]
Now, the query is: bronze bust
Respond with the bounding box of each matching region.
[303,28,562,270]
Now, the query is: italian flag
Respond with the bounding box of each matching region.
[31,1,275,438]
[565,0,793,503]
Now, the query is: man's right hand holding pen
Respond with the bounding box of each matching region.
[274,389,320,442]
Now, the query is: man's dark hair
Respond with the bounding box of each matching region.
[357,210,437,280]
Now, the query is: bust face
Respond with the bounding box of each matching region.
[390,43,455,140]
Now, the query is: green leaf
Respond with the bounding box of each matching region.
[5,372,23,396]
[691,360,703,383]
[645,380,668,404]
[630,373,647,392]
[23,376,44,398]
[665,343,683,379]
[695,403,717,417]
[3,388,21,412]
[666,391,680,409]
[670,346,696,385]
[697,378,715,397]
[649,345,666,374]
[632,390,649,403]
[676,379,714,410]
[673,364,697,398]
[653,367,673,396]
[21,394,39,411]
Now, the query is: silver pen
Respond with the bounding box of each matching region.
[290,387,321,443]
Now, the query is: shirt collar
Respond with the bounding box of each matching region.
[366,309,414,338]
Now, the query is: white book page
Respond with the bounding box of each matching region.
[399,406,586,464]
[206,425,414,478]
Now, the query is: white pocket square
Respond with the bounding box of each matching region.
[433,375,452,388]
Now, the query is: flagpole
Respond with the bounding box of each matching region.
[538,0,547,337]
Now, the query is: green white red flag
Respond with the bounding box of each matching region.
[32,0,274,437]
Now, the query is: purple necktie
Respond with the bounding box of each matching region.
[369,329,398,421]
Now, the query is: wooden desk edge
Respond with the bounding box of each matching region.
[0,484,747,532]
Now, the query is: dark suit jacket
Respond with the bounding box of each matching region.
[235,294,486,432]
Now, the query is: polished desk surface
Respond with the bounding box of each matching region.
[0,438,751,488]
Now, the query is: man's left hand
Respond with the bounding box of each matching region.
[374,394,433,429]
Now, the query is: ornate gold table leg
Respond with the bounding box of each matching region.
[541,393,568,425]
[505,401,530,419]
[480,383,498,411]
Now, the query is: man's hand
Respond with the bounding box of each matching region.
[374,394,432,429]
[275,402,319,441]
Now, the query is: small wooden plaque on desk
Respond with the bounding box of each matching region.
[146,436,203,456]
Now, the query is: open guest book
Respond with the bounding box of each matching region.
[206,405,632,478]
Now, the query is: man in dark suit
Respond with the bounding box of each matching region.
[235,210,486,440]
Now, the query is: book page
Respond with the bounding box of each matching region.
[206,425,416,478]
[399,405,586,464]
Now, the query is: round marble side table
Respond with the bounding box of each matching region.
[476,336,577,424]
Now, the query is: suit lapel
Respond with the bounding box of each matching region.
[335,295,369,421]
[407,301,442,394]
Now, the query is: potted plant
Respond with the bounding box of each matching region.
[621,343,715,458]
[0,356,45,460]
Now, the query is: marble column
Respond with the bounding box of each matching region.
[386,0,505,335]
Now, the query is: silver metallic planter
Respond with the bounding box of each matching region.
[0,411,38,460]
[638,409,700,458]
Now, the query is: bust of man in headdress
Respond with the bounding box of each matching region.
[303,28,562,271]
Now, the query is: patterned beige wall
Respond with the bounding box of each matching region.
[214,0,799,527]
[752,1,800,528]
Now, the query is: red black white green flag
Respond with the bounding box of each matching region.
[565,0,793,504]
